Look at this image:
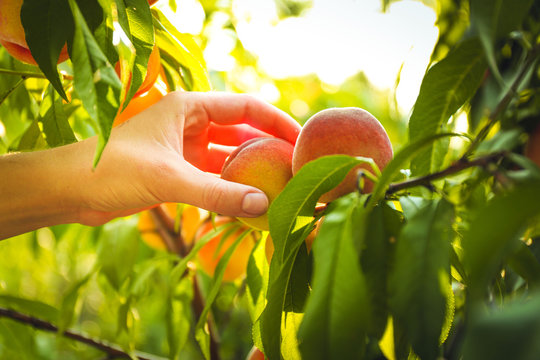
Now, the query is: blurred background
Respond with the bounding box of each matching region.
[157,0,446,149]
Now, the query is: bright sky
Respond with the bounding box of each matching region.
[165,0,439,113]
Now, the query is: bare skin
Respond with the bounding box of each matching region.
[0,91,301,240]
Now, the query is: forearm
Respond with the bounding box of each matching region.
[0,141,89,240]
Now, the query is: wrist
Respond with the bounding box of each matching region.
[0,144,84,239]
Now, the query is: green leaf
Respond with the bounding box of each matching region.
[195,229,254,360]
[0,320,37,360]
[21,0,71,99]
[246,233,270,321]
[58,272,94,333]
[260,155,365,360]
[39,84,77,147]
[388,199,455,360]
[0,295,58,323]
[68,0,121,166]
[121,0,154,104]
[269,155,367,265]
[284,242,310,314]
[17,120,48,151]
[298,195,370,360]
[463,179,540,302]
[361,201,404,337]
[470,0,534,84]
[96,218,139,291]
[152,8,211,91]
[408,38,487,176]
[281,311,303,360]
[507,241,540,289]
[167,276,193,360]
[461,292,540,360]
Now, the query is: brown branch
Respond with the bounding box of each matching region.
[150,206,221,360]
[386,151,507,195]
[0,307,160,360]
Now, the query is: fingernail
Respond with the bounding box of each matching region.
[242,192,268,215]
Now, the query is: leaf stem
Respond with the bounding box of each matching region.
[0,307,161,360]
[0,78,25,106]
[0,68,74,80]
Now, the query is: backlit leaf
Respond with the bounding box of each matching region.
[68,0,121,165]
[470,0,534,84]
[260,155,366,360]
[408,38,487,176]
[297,195,370,360]
[389,198,454,360]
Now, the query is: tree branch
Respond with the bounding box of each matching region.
[149,206,221,360]
[386,151,507,195]
[0,307,162,360]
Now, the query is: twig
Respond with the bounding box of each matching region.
[0,78,25,107]
[150,206,221,360]
[0,307,160,360]
[386,151,507,195]
[149,206,181,254]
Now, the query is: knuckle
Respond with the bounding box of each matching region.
[202,181,228,212]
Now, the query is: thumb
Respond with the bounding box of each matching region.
[170,163,269,217]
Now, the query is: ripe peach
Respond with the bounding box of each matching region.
[195,216,258,281]
[526,123,540,168]
[246,346,266,360]
[0,0,69,65]
[138,203,204,250]
[292,107,393,202]
[221,137,294,231]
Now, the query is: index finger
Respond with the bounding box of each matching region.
[186,92,301,144]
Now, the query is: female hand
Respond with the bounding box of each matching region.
[0,91,301,239]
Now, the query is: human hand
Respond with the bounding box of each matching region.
[76,91,301,226]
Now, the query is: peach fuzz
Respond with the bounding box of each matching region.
[221,137,294,231]
[292,107,393,203]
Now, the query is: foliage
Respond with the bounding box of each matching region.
[1,0,540,359]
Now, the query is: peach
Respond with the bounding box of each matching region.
[246,346,266,360]
[292,107,393,203]
[138,203,204,250]
[195,216,258,281]
[221,137,294,231]
[0,0,69,65]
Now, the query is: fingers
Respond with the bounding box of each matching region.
[186,92,301,144]
[168,163,269,218]
[208,123,272,146]
[197,144,235,174]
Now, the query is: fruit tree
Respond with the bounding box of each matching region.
[1,0,540,360]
